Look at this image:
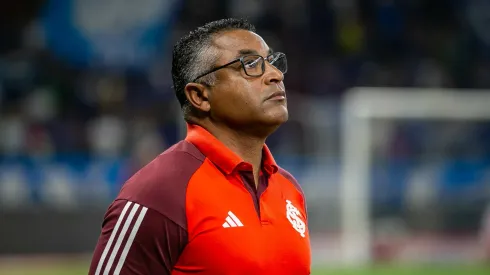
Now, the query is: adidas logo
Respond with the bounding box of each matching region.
[222,211,244,228]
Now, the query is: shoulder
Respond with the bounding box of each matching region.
[277,166,305,197]
[276,166,308,215]
[116,140,206,228]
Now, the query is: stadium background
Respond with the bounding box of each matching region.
[1,0,490,274]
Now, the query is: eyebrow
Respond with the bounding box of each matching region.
[235,48,274,58]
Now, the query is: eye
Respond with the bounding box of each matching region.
[243,57,261,69]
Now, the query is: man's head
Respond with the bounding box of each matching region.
[172,18,288,135]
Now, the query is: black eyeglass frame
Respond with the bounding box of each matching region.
[192,52,287,83]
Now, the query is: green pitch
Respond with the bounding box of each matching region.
[314,265,490,275]
[0,262,489,275]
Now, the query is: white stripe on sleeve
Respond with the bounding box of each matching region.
[113,207,148,275]
[102,203,140,275]
[94,201,133,275]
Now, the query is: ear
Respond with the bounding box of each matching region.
[184,83,211,112]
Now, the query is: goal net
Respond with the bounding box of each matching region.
[340,87,490,266]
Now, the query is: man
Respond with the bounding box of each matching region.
[89,18,311,275]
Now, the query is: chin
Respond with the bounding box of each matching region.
[265,107,289,125]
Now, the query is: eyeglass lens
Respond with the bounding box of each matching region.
[242,53,287,76]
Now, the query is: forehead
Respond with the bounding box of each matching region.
[212,29,270,62]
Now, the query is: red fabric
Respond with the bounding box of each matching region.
[89,124,311,274]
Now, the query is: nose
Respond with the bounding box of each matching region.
[263,62,284,84]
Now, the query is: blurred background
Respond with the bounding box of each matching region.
[1,0,490,274]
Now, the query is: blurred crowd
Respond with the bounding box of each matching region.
[2,0,490,156]
[0,0,490,231]
[2,0,490,159]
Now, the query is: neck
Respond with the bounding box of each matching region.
[200,121,267,174]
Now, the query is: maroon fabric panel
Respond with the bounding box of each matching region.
[89,140,205,274]
[88,200,187,275]
[118,140,205,228]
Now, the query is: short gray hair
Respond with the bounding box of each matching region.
[171,18,256,120]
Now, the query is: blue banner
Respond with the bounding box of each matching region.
[42,0,182,69]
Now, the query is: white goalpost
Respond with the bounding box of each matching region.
[340,87,490,265]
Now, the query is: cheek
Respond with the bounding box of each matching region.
[237,83,262,112]
[227,81,257,108]
[210,84,248,115]
[211,79,263,119]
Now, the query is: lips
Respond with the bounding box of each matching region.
[265,91,286,101]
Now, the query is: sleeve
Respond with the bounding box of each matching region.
[88,199,187,275]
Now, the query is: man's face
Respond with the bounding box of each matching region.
[206,29,288,131]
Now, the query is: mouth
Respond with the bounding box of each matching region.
[265,91,286,101]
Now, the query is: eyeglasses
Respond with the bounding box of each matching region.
[192,52,287,83]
